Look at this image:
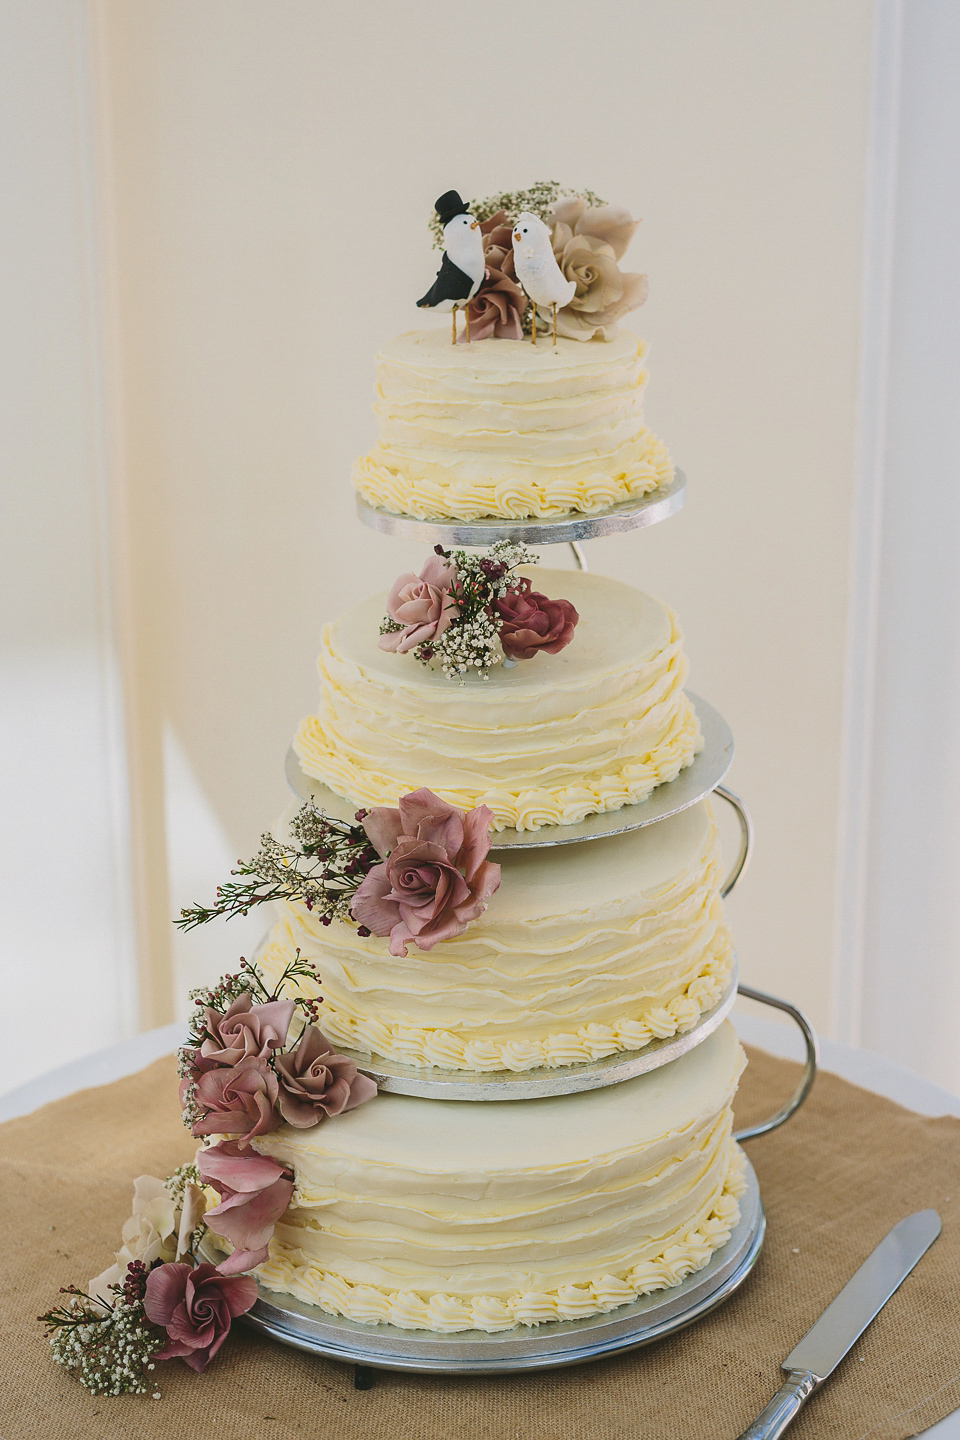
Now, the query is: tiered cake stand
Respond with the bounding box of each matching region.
[248,476,819,1383]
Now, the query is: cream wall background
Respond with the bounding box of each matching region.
[3,1,957,1094]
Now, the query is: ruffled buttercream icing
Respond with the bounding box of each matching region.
[293,568,703,833]
[253,1024,747,1332]
[351,327,673,521]
[256,798,733,1073]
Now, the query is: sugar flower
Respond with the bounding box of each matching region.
[379,553,460,655]
[144,1261,258,1372]
[197,1140,294,1274]
[190,1056,281,1144]
[545,197,648,341]
[198,992,295,1066]
[351,788,500,956]
[274,1026,378,1127]
[495,578,579,660]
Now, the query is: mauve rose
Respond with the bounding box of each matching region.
[379,553,459,655]
[190,1056,281,1143]
[495,578,579,661]
[274,1026,378,1128]
[479,211,518,281]
[197,1139,294,1274]
[460,267,525,343]
[350,788,500,957]
[199,993,294,1067]
[144,1261,258,1372]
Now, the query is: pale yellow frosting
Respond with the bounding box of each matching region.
[256,799,733,1072]
[351,328,673,520]
[294,568,703,833]
[254,1023,747,1332]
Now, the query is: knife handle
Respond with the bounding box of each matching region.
[736,1369,820,1439]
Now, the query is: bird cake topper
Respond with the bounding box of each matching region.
[417,190,485,343]
[511,212,576,346]
[419,182,649,345]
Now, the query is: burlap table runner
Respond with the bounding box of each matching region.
[1,1046,958,1440]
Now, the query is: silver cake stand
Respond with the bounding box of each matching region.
[315,978,817,1113]
[355,468,687,548]
[206,1156,763,1379]
[285,693,750,876]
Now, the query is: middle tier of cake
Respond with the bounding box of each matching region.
[294,567,703,832]
[257,798,734,1073]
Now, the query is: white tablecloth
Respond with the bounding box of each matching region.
[3,1018,958,1436]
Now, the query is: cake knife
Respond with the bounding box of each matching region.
[737,1209,941,1439]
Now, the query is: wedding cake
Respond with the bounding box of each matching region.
[184,187,748,1338]
[45,187,758,1396]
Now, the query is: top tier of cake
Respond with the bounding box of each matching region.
[351,328,673,522]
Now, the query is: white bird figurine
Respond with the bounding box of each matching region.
[417,190,486,344]
[511,212,576,345]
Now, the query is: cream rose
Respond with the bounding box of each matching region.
[544,198,649,341]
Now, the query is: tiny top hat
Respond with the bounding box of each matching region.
[434,190,470,227]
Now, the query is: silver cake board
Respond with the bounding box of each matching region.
[329,967,738,1102]
[285,692,734,851]
[224,1157,763,1378]
[355,468,687,548]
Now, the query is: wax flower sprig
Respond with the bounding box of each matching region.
[379,540,579,680]
[175,802,379,932]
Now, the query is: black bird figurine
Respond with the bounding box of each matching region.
[417,190,486,342]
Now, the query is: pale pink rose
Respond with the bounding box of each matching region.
[351,788,500,957]
[144,1261,258,1372]
[190,1056,281,1143]
[379,554,459,655]
[197,1139,294,1274]
[199,993,294,1066]
[274,1026,378,1128]
[495,578,579,660]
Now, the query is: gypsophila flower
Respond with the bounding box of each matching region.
[163,1163,203,1210]
[429,181,606,247]
[39,1281,164,1396]
[386,540,540,683]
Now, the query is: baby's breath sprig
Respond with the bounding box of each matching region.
[39,1268,163,1397]
[175,803,379,933]
[428,181,607,247]
[406,540,539,682]
[184,953,323,1052]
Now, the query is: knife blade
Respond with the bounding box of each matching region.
[737,1209,941,1440]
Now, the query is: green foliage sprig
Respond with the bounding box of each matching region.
[175,802,379,933]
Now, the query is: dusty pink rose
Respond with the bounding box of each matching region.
[197,1139,294,1274]
[460,267,526,342]
[199,993,295,1067]
[190,1056,281,1143]
[495,578,579,661]
[274,1026,378,1128]
[144,1261,258,1371]
[479,211,518,281]
[350,788,500,957]
[379,553,459,655]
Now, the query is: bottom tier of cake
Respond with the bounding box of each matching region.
[248,1022,746,1334]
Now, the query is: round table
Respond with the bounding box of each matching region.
[2,1017,957,1436]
